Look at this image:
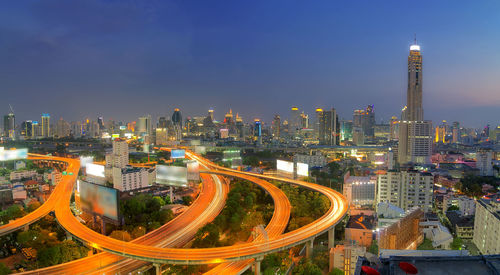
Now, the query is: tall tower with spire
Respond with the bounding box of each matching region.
[398,38,433,164]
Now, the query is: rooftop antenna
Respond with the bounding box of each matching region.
[414,33,417,45]
[9,104,14,114]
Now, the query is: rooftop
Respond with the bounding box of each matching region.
[347,214,376,230]
[355,254,500,275]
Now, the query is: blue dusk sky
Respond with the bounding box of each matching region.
[1,0,499,128]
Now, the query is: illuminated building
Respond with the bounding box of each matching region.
[112,166,149,192]
[158,117,167,128]
[398,40,433,164]
[272,115,281,139]
[31,121,41,138]
[473,194,500,255]
[137,115,152,137]
[71,121,83,138]
[476,148,493,176]
[21,120,32,138]
[343,173,376,208]
[314,108,323,138]
[254,119,262,145]
[376,170,433,212]
[378,207,424,250]
[224,109,234,125]
[171,108,182,127]
[41,113,50,138]
[55,118,70,138]
[390,116,399,140]
[208,108,214,121]
[353,105,375,139]
[105,139,129,169]
[341,120,353,142]
[434,120,447,143]
[318,108,339,146]
[452,121,460,143]
[300,112,309,129]
[290,106,300,136]
[97,116,104,130]
[3,112,15,139]
[156,128,168,145]
[235,113,244,138]
[352,127,364,145]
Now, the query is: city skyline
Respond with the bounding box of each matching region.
[1,1,499,127]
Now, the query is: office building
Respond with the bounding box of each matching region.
[156,128,168,145]
[112,166,149,192]
[106,139,129,169]
[254,119,262,145]
[55,118,70,138]
[172,108,182,127]
[3,112,15,139]
[293,154,327,168]
[290,106,300,136]
[21,121,32,138]
[376,169,433,212]
[476,148,493,176]
[398,41,433,164]
[41,113,50,138]
[473,194,500,255]
[353,105,375,139]
[318,108,339,146]
[272,115,281,139]
[137,115,152,137]
[343,174,376,208]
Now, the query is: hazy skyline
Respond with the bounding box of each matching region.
[1,1,499,128]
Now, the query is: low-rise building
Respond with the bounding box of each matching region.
[331,244,366,275]
[345,214,376,247]
[378,207,424,250]
[344,174,376,208]
[112,166,149,192]
[10,170,37,181]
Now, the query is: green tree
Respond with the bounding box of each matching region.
[182,195,194,205]
[447,205,460,211]
[451,237,463,250]
[368,240,379,255]
[0,262,11,275]
[294,258,322,275]
[38,246,62,267]
[131,226,146,239]
[329,268,344,275]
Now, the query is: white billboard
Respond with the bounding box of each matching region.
[86,163,105,178]
[277,160,294,173]
[187,161,200,181]
[80,156,94,168]
[0,148,28,161]
[296,162,309,177]
[156,165,188,186]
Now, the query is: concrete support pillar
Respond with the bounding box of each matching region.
[253,259,261,275]
[154,263,161,275]
[23,224,29,231]
[328,227,335,249]
[306,238,314,258]
[66,232,73,240]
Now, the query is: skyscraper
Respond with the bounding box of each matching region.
[353,105,375,139]
[272,115,281,139]
[290,106,300,136]
[137,115,152,137]
[3,112,15,139]
[41,113,50,138]
[318,108,339,146]
[398,40,433,164]
[172,108,182,127]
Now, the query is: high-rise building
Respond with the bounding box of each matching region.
[235,113,244,139]
[290,106,300,136]
[340,120,353,142]
[172,108,182,127]
[254,119,262,145]
[3,112,15,139]
[452,121,460,143]
[376,169,433,212]
[435,120,447,143]
[137,115,152,137]
[390,116,399,140]
[158,117,167,128]
[318,108,339,146]
[353,105,375,139]
[272,115,281,139]
[398,40,433,164]
[106,139,129,169]
[31,121,41,138]
[473,194,500,255]
[21,121,32,138]
[41,113,50,138]
[97,116,104,130]
[300,112,309,129]
[476,148,493,176]
[224,109,233,125]
[55,118,70,138]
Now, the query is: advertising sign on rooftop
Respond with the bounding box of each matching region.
[79,180,119,221]
[171,149,186,159]
[156,165,188,187]
[277,160,294,173]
